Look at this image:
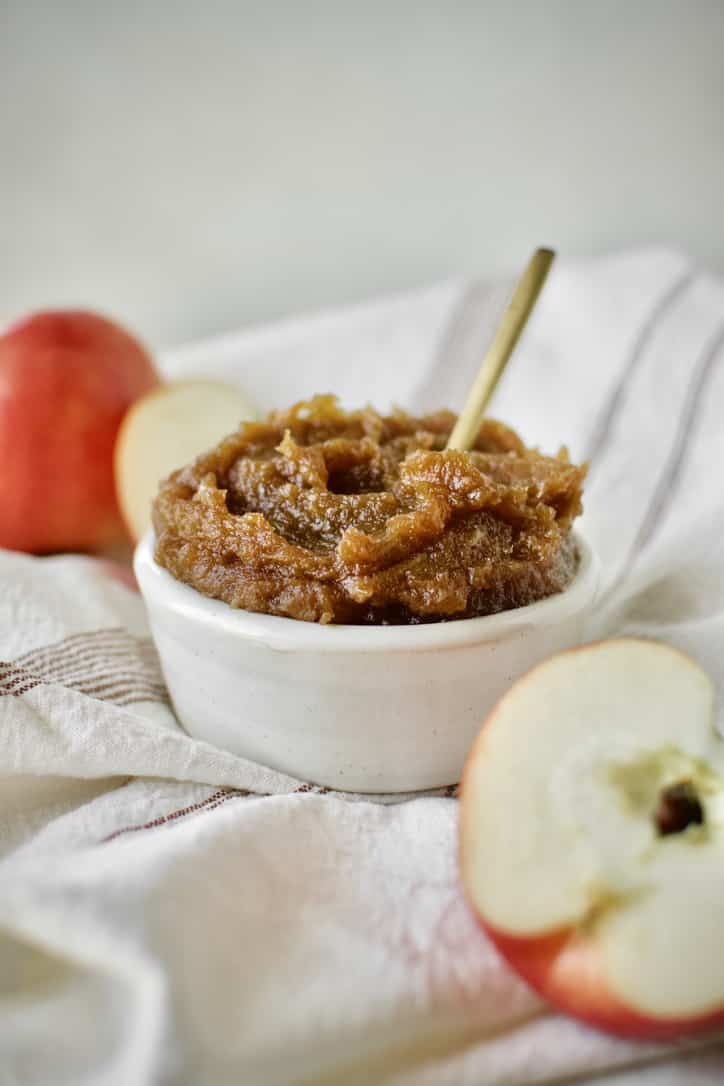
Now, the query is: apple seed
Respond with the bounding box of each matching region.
[654,780,704,837]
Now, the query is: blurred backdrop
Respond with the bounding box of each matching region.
[2,0,723,348]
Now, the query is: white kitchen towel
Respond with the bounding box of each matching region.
[2,246,724,1085]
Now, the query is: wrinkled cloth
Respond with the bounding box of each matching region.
[2,247,724,1085]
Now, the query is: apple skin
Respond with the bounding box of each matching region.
[0,310,158,553]
[477,922,724,1041]
[458,641,724,1042]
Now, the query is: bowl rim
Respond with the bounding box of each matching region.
[135,530,598,655]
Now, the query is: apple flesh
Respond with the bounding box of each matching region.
[0,310,158,553]
[460,638,724,1040]
[114,378,256,542]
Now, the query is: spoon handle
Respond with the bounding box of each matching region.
[446,247,555,451]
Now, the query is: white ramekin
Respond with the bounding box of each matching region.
[134,532,598,793]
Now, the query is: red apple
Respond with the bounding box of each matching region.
[0,310,158,552]
[114,378,256,542]
[460,638,724,1040]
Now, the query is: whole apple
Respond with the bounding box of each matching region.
[0,310,158,553]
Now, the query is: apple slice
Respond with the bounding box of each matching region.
[115,378,256,541]
[460,638,724,1040]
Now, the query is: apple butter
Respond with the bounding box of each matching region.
[152,396,586,624]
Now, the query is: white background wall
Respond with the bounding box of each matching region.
[2,0,723,348]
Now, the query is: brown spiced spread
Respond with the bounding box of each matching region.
[152,396,586,624]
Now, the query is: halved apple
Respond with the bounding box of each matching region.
[460,638,724,1040]
[115,378,256,541]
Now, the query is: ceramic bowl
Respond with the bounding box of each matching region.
[134,532,598,793]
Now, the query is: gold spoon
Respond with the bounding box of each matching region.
[446,247,556,451]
